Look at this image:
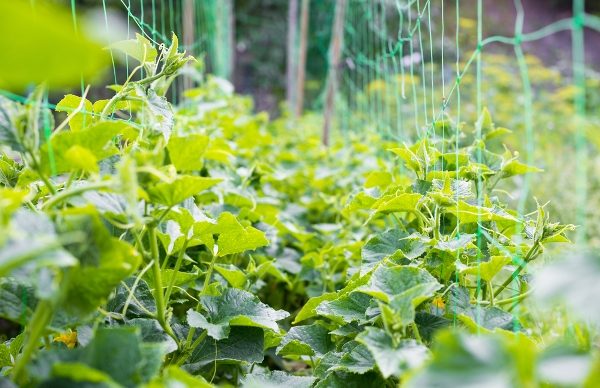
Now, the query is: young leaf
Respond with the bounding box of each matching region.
[147,176,222,207]
[213,212,268,257]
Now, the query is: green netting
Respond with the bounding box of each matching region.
[1,0,598,335]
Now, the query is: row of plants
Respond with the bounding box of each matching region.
[351,43,600,247]
[0,32,598,387]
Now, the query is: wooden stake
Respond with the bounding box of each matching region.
[322,0,347,146]
[296,0,310,117]
[286,0,299,116]
[182,0,195,91]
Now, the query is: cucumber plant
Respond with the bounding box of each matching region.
[0,34,592,388]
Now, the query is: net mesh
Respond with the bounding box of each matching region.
[1,0,598,331]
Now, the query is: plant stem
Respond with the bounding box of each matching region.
[410,322,422,343]
[493,241,540,298]
[201,252,217,295]
[11,299,54,384]
[41,181,112,210]
[176,252,218,362]
[30,155,56,195]
[477,289,533,306]
[164,239,189,302]
[148,226,177,341]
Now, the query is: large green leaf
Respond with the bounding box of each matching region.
[361,229,426,272]
[0,1,108,90]
[59,210,141,315]
[450,287,517,331]
[185,326,265,372]
[316,342,376,377]
[0,210,77,278]
[356,327,428,378]
[167,134,209,171]
[316,292,371,324]
[276,323,333,357]
[107,278,157,319]
[28,327,163,387]
[315,371,385,388]
[359,265,441,326]
[187,288,288,340]
[39,121,136,175]
[405,330,520,388]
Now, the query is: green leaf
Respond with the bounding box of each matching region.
[39,121,135,175]
[361,229,426,272]
[461,255,512,283]
[317,342,376,377]
[108,278,157,318]
[50,362,117,386]
[359,265,441,326]
[295,272,371,324]
[501,160,542,178]
[293,292,337,324]
[0,1,107,90]
[356,327,428,378]
[316,292,371,324]
[213,212,269,257]
[55,95,94,131]
[147,175,222,207]
[187,288,288,340]
[0,277,36,323]
[110,33,158,64]
[143,89,174,141]
[445,201,517,225]
[276,323,333,357]
[315,371,385,388]
[149,366,212,388]
[0,344,11,368]
[30,327,163,387]
[0,210,77,278]
[0,96,25,152]
[185,326,265,372]
[450,287,517,331]
[125,318,178,354]
[167,134,209,171]
[59,210,141,315]
[405,330,519,388]
[374,193,422,214]
[214,264,247,288]
[241,370,315,388]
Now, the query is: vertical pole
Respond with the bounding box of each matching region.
[322,0,347,146]
[296,0,310,116]
[572,0,587,243]
[227,0,235,81]
[287,0,299,116]
[182,0,195,91]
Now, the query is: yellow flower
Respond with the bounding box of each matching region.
[54,329,77,349]
[432,296,446,309]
